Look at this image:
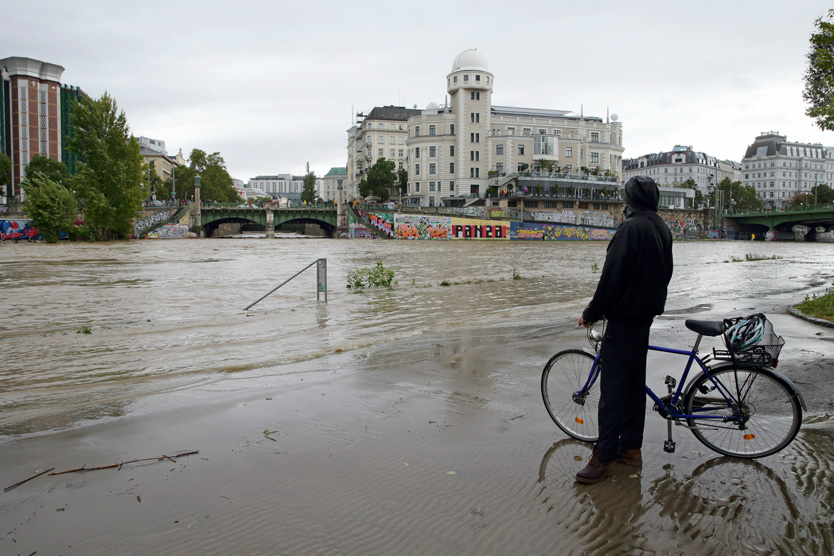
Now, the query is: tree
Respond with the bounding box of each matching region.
[0,153,11,200]
[537,159,555,173]
[183,149,238,203]
[790,184,834,206]
[804,10,834,131]
[24,155,71,186]
[22,173,78,243]
[676,178,704,208]
[141,162,166,201]
[715,177,762,212]
[398,169,408,198]
[68,92,146,239]
[359,158,396,201]
[302,162,316,204]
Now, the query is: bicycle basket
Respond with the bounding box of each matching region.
[716,314,784,367]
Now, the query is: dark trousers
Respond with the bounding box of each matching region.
[596,318,652,462]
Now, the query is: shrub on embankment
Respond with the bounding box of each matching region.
[796,282,834,322]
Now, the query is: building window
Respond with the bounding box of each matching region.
[475,74,480,81]
[378,148,383,157]
[390,149,395,157]
[464,75,469,81]
[390,137,395,144]
[399,149,404,157]
[378,136,384,144]
[470,91,480,100]
[518,163,526,172]
[429,146,436,157]
[507,127,515,135]
[590,152,599,163]
[398,137,404,144]
[429,163,436,175]
[429,125,436,136]
[590,132,600,142]
[450,146,455,156]
[496,162,503,174]
[415,126,420,136]
[470,168,480,178]
[450,163,455,173]
[415,182,420,192]
[470,112,480,123]
[469,151,479,161]
[450,181,454,191]
[429,181,436,191]
[518,145,525,155]
[496,144,504,155]
[415,147,420,157]
[415,164,420,175]
[450,124,454,134]
[470,132,480,143]
[523,128,531,136]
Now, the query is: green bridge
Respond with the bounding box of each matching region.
[198,206,338,237]
[726,204,834,240]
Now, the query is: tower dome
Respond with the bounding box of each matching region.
[452,49,488,72]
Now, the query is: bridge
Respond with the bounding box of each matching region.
[198,205,337,237]
[726,204,834,240]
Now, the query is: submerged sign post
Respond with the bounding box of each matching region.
[316,258,327,303]
[243,258,327,310]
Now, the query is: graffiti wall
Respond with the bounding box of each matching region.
[0,219,39,241]
[146,224,189,239]
[134,208,179,236]
[510,221,615,241]
[395,214,451,240]
[449,218,509,240]
[368,212,396,238]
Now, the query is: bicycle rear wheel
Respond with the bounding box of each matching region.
[684,365,802,458]
[541,349,599,442]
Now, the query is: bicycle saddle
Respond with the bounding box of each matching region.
[685,319,725,337]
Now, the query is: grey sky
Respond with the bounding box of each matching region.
[5,1,831,181]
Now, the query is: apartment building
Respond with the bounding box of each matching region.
[321,167,347,202]
[741,131,833,209]
[622,145,741,196]
[346,105,420,198]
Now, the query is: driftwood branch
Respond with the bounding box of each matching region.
[48,451,200,476]
[3,467,55,492]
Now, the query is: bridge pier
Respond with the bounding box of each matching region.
[266,209,274,239]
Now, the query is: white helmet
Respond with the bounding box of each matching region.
[724,314,765,353]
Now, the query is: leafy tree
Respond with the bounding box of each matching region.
[170,149,239,203]
[24,155,71,186]
[0,153,11,199]
[804,10,834,131]
[22,173,78,243]
[715,177,762,212]
[359,158,396,201]
[790,184,834,206]
[141,161,167,202]
[68,92,146,239]
[537,159,555,173]
[302,162,316,204]
[398,169,408,197]
[676,178,704,208]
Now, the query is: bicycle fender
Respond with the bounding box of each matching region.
[710,363,808,411]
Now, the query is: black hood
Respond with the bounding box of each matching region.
[624,176,659,213]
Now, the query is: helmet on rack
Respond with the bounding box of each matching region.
[724,314,765,353]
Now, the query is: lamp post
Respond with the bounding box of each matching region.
[194,174,201,205]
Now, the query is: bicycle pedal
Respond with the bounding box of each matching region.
[664,439,676,453]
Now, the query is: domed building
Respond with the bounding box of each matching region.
[348,49,625,211]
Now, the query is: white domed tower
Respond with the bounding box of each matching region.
[447,49,493,196]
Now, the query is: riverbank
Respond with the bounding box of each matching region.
[2,309,832,555]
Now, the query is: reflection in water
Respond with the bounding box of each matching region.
[537,431,834,555]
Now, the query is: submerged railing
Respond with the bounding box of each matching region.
[243,259,327,310]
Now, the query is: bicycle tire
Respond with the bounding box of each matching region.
[541,349,599,442]
[683,365,802,458]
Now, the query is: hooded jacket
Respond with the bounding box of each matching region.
[582,176,674,323]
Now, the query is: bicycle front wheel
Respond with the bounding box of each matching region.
[541,349,599,442]
[684,365,802,458]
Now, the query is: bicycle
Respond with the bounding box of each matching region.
[541,316,807,458]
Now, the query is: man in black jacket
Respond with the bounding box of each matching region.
[575,175,674,484]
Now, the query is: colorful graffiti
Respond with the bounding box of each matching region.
[449,218,509,239]
[395,214,451,240]
[134,208,179,235]
[146,224,189,239]
[0,219,40,241]
[369,212,396,237]
[510,221,615,241]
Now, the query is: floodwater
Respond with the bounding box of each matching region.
[1,237,833,555]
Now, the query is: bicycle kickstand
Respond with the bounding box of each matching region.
[663,375,676,453]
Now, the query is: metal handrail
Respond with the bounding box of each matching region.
[244,259,327,310]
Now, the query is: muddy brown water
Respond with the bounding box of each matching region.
[1,238,832,554]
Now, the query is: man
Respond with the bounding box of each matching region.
[575,175,674,484]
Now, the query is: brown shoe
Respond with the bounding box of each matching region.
[614,448,642,467]
[575,450,613,484]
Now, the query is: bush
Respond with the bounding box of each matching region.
[346,261,396,289]
[797,282,834,321]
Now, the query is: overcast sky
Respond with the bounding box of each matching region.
[5,1,832,181]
